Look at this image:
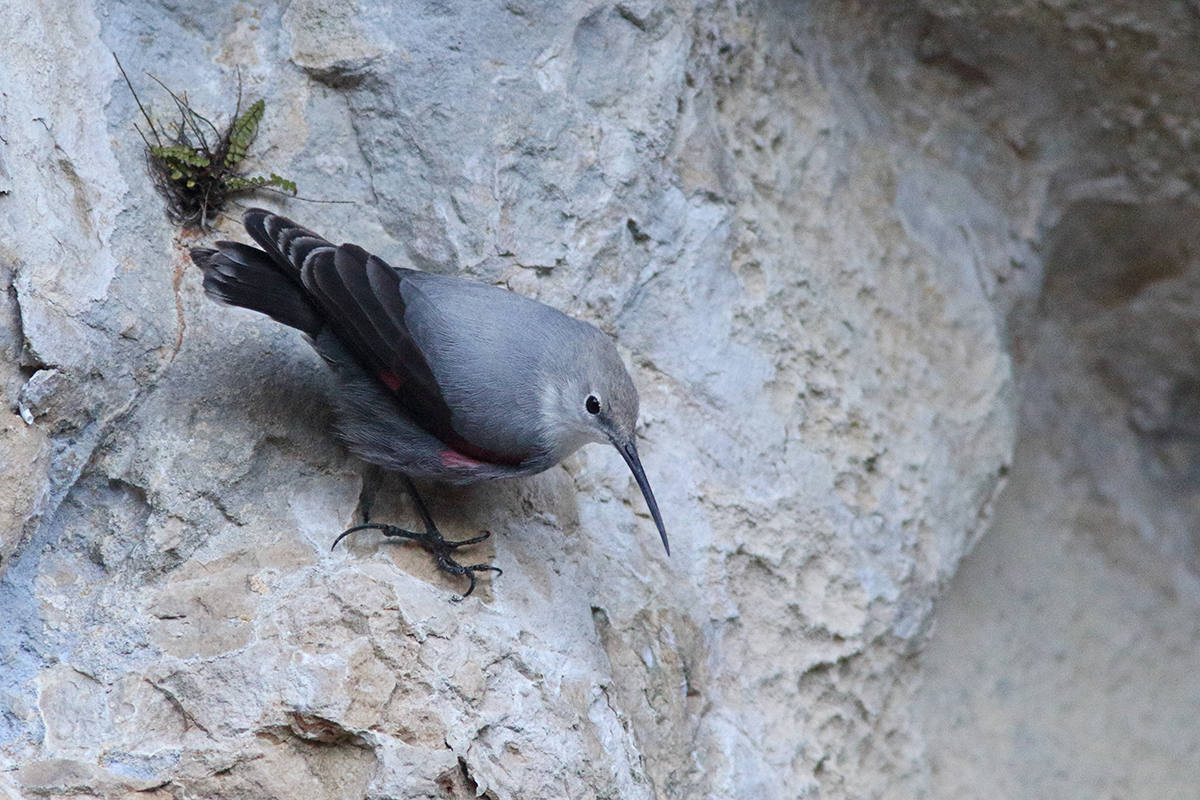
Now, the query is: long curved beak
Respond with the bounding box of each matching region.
[615,439,670,555]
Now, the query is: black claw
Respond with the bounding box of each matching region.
[444,530,493,548]
[331,522,389,551]
[442,561,503,600]
[333,476,501,598]
[333,522,499,598]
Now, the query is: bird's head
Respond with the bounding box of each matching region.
[540,328,670,555]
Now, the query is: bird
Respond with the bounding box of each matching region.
[190,208,668,597]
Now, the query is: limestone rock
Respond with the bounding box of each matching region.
[13,0,1194,797]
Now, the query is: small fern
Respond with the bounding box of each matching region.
[115,56,298,229]
[223,173,299,195]
[225,99,264,167]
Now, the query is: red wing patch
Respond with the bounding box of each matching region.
[441,449,489,469]
[378,371,403,392]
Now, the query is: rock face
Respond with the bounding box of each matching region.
[1,0,1195,798]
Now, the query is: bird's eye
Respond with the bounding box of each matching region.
[586,395,601,415]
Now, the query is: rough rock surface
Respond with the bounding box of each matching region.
[0,0,1195,798]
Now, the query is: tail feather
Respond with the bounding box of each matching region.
[191,242,323,335]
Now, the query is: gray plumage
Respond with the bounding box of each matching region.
[191,209,669,568]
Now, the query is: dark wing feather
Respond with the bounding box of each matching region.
[242,208,327,271]
[301,247,398,365]
[362,251,445,397]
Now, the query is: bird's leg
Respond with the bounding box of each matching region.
[332,474,501,599]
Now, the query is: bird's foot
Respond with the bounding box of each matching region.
[332,523,502,599]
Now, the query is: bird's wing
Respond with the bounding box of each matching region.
[242,207,331,278]
[299,243,528,467]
